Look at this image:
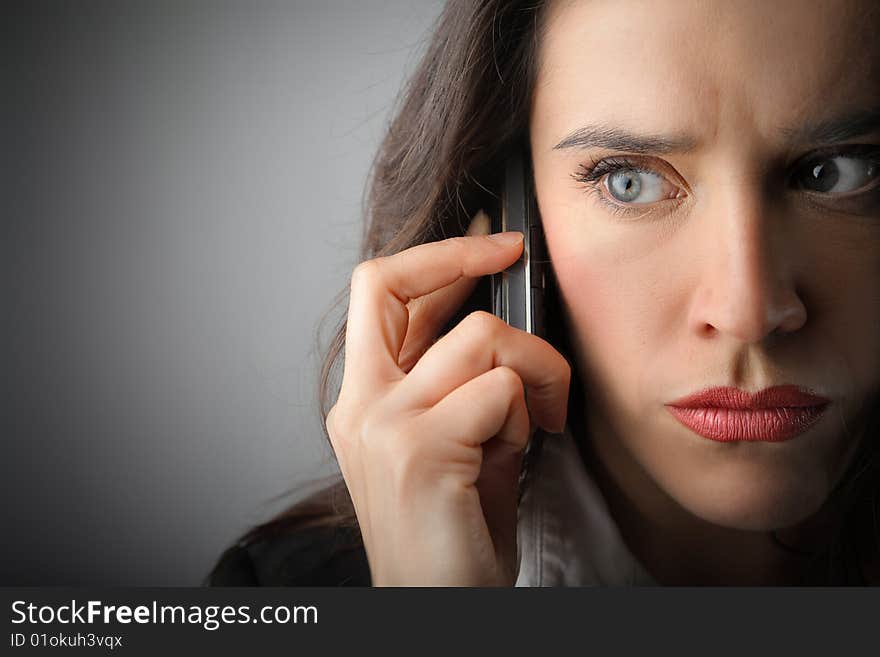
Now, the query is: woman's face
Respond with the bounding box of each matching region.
[530,0,880,532]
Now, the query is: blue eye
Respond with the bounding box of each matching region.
[572,156,683,214]
[605,169,672,204]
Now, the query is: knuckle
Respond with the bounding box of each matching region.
[325,404,351,449]
[558,354,572,382]
[385,423,418,457]
[325,403,343,436]
[354,409,376,446]
[494,365,524,396]
[325,394,368,448]
[362,418,422,474]
[389,432,434,487]
[358,409,395,450]
[444,235,468,251]
[350,259,382,290]
[463,309,501,337]
[325,404,337,431]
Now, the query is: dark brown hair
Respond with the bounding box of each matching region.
[213,0,879,585]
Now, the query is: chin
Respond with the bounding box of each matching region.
[660,463,832,532]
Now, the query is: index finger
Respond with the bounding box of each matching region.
[343,220,524,394]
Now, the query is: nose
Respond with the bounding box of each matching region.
[687,182,808,343]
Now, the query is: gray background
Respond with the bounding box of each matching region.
[5,0,445,585]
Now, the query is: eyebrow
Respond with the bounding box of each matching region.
[778,106,880,146]
[552,106,880,154]
[552,125,698,154]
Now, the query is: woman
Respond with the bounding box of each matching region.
[209,0,880,586]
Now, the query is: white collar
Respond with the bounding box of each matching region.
[514,426,658,586]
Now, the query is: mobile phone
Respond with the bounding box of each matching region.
[490,149,547,337]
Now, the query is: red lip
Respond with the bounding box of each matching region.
[665,385,830,442]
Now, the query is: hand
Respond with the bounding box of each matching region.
[326,210,571,586]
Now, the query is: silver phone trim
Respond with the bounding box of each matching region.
[500,154,534,334]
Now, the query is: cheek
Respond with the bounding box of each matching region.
[809,239,880,394]
[547,223,675,402]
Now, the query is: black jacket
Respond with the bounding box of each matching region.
[208,524,372,586]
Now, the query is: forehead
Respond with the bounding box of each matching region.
[531,0,879,149]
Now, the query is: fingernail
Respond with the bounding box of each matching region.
[466,209,490,236]
[488,231,523,245]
